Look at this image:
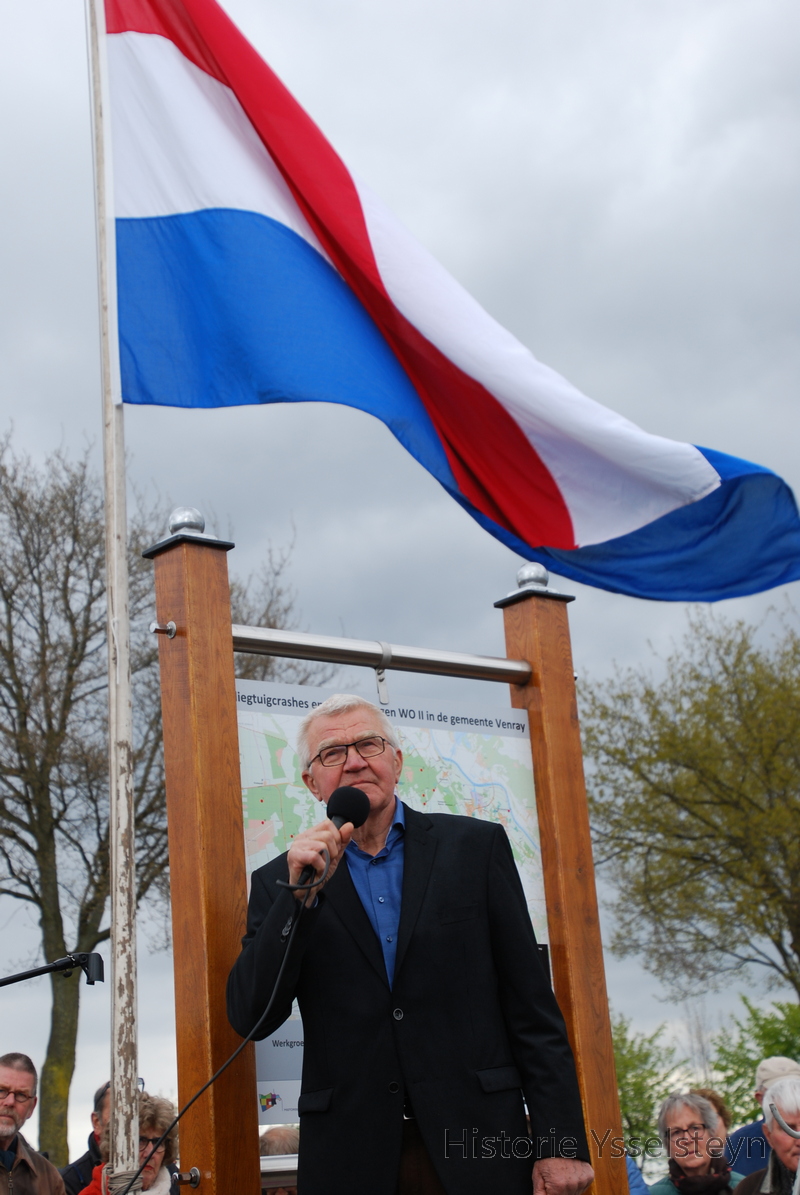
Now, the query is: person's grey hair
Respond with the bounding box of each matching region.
[0,1053,37,1095]
[762,1077,800,1129]
[260,1125,300,1156]
[658,1092,720,1147]
[296,695,400,768]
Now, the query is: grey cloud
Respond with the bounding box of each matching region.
[1,0,798,1150]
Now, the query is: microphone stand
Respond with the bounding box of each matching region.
[0,953,105,988]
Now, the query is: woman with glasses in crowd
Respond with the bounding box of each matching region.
[78,1092,178,1194]
[651,1092,743,1195]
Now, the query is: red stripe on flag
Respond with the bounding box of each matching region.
[106,0,223,77]
[105,0,575,548]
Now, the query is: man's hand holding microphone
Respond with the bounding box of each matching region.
[286,786,370,905]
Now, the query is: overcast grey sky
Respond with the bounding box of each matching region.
[1,0,798,1153]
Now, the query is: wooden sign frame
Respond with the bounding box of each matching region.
[145,531,626,1195]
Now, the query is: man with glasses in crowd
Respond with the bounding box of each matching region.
[0,1052,65,1194]
[228,694,592,1195]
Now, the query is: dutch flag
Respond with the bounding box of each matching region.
[104,0,800,601]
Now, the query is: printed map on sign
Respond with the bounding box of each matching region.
[239,680,546,1124]
[238,680,546,938]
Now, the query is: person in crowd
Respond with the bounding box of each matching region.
[77,1092,177,1194]
[692,1091,732,1136]
[228,693,593,1195]
[259,1126,299,1195]
[60,1083,109,1195]
[0,1052,65,1194]
[627,1153,650,1195]
[734,1076,800,1195]
[259,1126,299,1156]
[726,1059,800,1178]
[650,1091,742,1195]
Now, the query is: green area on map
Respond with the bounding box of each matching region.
[239,707,546,940]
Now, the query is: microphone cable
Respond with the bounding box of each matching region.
[117,785,370,1194]
[115,857,329,1195]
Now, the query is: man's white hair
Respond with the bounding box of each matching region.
[762,1076,800,1129]
[296,694,400,768]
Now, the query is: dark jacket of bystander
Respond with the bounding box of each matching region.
[59,1133,101,1195]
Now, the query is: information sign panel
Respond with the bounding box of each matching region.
[237,680,544,1124]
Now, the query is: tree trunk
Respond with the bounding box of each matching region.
[38,969,81,1165]
[37,818,79,1167]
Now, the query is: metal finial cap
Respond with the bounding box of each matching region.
[142,509,233,559]
[517,562,549,590]
[168,506,205,536]
[494,560,573,607]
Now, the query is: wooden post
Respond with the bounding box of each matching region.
[497,571,626,1195]
[144,520,260,1195]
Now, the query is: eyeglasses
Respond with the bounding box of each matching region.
[667,1124,708,1142]
[0,1088,35,1105]
[309,736,389,768]
[139,1136,166,1154]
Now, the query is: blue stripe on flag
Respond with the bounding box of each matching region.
[116,209,458,492]
[516,451,800,600]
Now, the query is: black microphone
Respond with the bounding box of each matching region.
[296,787,371,889]
[326,786,370,831]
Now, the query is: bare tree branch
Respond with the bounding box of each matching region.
[0,440,322,1161]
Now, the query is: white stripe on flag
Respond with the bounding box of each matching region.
[108,31,329,261]
[356,179,721,546]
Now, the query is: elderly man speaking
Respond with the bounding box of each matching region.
[227,694,592,1195]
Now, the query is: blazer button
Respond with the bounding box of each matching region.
[393,1008,403,1021]
[388,1081,400,1094]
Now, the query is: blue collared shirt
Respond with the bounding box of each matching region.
[344,797,405,986]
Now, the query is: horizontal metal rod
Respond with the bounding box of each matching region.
[231,625,532,685]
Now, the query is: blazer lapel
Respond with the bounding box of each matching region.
[323,855,389,986]
[394,805,437,981]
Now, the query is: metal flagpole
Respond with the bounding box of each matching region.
[84,1,141,1188]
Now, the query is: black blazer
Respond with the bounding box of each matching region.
[227,805,589,1194]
